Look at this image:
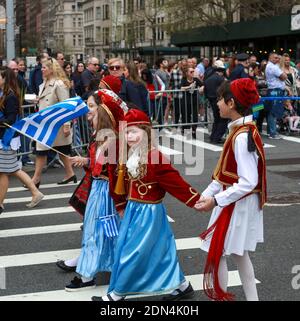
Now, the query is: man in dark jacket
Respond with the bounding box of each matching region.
[204,60,227,144]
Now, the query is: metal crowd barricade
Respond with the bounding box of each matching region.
[147,89,209,131]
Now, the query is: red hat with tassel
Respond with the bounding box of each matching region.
[98,90,127,131]
[124,109,151,127]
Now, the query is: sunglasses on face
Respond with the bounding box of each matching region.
[109,65,121,71]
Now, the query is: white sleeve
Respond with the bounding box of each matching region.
[156,75,166,91]
[214,133,259,207]
[202,180,222,197]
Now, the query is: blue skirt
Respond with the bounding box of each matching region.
[76,179,120,278]
[108,201,185,296]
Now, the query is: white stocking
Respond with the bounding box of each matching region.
[65,256,79,267]
[231,251,259,301]
[218,256,228,292]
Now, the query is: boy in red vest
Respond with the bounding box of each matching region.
[195,78,267,301]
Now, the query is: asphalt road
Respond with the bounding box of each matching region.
[0,129,299,301]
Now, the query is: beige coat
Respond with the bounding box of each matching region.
[36,78,72,151]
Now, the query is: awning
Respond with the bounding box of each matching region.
[171,15,300,47]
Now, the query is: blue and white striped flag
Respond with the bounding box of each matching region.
[9,97,89,148]
[100,214,119,238]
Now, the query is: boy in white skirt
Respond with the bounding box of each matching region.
[195,78,267,301]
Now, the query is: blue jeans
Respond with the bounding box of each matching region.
[267,112,277,137]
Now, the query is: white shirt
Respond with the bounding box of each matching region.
[202,116,259,207]
[265,61,285,90]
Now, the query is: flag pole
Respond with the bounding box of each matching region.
[3,123,71,159]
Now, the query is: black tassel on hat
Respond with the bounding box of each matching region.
[248,127,256,152]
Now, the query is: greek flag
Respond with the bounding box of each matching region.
[9,97,89,148]
[100,214,119,238]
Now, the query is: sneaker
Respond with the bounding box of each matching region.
[161,282,195,301]
[269,135,282,140]
[23,160,35,166]
[65,276,96,292]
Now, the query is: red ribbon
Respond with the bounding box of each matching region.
[199,202,236,301]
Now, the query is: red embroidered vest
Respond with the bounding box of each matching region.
[212,122,267,209]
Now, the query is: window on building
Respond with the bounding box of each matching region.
[73,18,76,28]
[137,0,145,10]
[78,17,82,27]
[96,26,101,41]
[103,27,110,46]
[139,20,145,42]
[96,7,101,20]
[73,35,76,46]
[72,5,76,12]
[116,1,122,15]
[78,35,83,46]
[124,0,133,14]
[59,18,63,29]
[116,26,122,42]
[103,4,110,20]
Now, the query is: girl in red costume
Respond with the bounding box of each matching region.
[195,78,267,301]
[92,109,201,301]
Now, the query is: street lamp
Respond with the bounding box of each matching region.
[6,0,15,61]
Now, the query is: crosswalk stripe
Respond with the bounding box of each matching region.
[0,206,174,223]
[167,132,223,152]
[262,131,300,144]
[0,238,202,267]
[159,145,183,156]
[0,207,75,219]
[0,272,260,301]
[0,223,82,238]
[4,193,72,204]
[197,128,275,148]
[7,183,78,193]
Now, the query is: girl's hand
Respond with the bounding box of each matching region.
[70,156,88,168]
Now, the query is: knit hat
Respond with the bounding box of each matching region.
[100,75,122,94]
[98,90,126,130]
[124,109,151,127]
[230,78,260,109]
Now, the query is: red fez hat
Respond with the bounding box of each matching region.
[124,109,151,127]
[98,90,126,130]
[100,75,122,94]
[230,78,260,109]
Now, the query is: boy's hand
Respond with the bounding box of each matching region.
[194,196,215,212]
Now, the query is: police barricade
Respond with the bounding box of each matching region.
[19,93,300,160]
[147,89,209,132]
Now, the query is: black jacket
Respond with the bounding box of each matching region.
[0,92,20,139]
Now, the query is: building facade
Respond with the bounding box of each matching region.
[53,0,84,63]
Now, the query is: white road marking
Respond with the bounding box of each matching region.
[0,207,75,219]
[0,272,260,301]
[0,237,201,267]
[7,183,78,193]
